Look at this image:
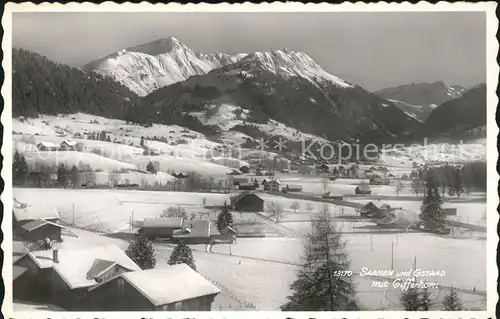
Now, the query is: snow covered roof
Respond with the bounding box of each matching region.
[21,219,65,232]
[37,142,57,148]
[17,244,141,289]
[143,218,184,228]
[230,191,263,204]
[173,220,211,238]
[261,178,282,185]
[13,265,28,281]
[13,202,60,222]
[61,140,77,146]
[119,264,220,306]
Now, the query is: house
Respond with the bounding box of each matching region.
[172,220,212,245]
[217,226,237,244]
[359,202,391,218]
[230,192,264,212]
[15,219,65,242]
[282,184,303,193]
[13,244,141,309]
[376,208,418,229]
[370,176,390,185]
[316,163,330,173]
[37,142,57,151]
[239,165,250,173]
[238,182,258,191]
[232,177,249,186]
[262,178,281,192]
[13,199,60,228]
[141,218,184,240]
[88,264,220,311]
[355,184,372,195]
[60,140,77,151]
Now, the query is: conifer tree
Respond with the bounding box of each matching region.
[146,161,157,174]
[449,169,464,198]
[281,204,356,311]
[216,202,234,232]
[57,163,68,187]
[442,287,464,311]
[13,150,29,185]
[419,173,446,231]
[125,229,156,270]
[70,164,79,187]
[168,241,197,271]
[400,287,421,311]
[419,286,432,310]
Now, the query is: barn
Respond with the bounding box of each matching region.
[172,220,212,245]
[230,192,264,212]
[37,142,57,151]
[88,264,220,311]
[141,218,184,239]
[355,184,372,195]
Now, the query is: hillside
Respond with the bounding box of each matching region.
[84,37,247,96]
[417,84,486,140]
[144,48,419,144]
[12,49,148,123]
[374,81,465,121]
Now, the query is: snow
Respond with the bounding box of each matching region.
[190,103,249,131]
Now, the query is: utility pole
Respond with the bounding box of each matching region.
[370,229,373,251]
[72,203,75,227]
[391,241,394,270]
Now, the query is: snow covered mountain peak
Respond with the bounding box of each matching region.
[238,49,353,88]
[126,36,189,56]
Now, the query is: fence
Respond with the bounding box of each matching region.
[202,274,258,310]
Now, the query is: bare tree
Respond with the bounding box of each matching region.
[109,171,120,187]
[266,201,285,223]
[290,202,300,213]
[161,206,188,219]
[395,180,405,196]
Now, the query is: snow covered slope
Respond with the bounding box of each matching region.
[85,37,247,96]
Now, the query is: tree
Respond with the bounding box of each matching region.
[411,179,423,198]
[395,180,404,196]
[125,229,156,270]
[442,287,464,311]
[449,169,464,198]
[400,287,421,311]
[419,286,432,310]
[146,161,157,174]
[109,171,120,187]
[57,163,68,187]
[140,136,145,147]
[266,201,285,223]
[70,164,79,187]
[290,202,300,213]
[216,203,234,232]
[13,150,29,185]
[161,206,188,219]
[281,204,356,311]
[168,241,197,271]
[419,173,446,231]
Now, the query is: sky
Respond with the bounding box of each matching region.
[12,11,486,91]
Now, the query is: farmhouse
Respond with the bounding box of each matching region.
[37,142,58,151]
[13,244,141,309]
[60,140,77,151]
[172,220,212,245]
[359,202,391,218]
[238,182,258,191]
[230,192,264,212]
[88,264,220,311]
[262,178,281,192]
[141,218,184,239]
[355,184,372,195]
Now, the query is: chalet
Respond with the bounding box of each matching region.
[238,182,258,191]
[88,264,220,311]
[230,192,264,212]
[359,202,391,218]
[37,142,57,151]
[355,184,372,195]
[172,220,212,245]
[262,178,281,192]
[60,140,77,151]
[376,208,418,229]
[282,184,303,193]
[13,244,141,309]
[15,219,65,242]
[141,218,184,240]
[239,165,250,173]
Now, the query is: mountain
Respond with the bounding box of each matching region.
[417,83,486,140]
[84,37,247,96]
[374,81,466,121]
[12,48,149,123]
[144,48,420,144]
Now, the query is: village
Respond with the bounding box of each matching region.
[11,119,487,311]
